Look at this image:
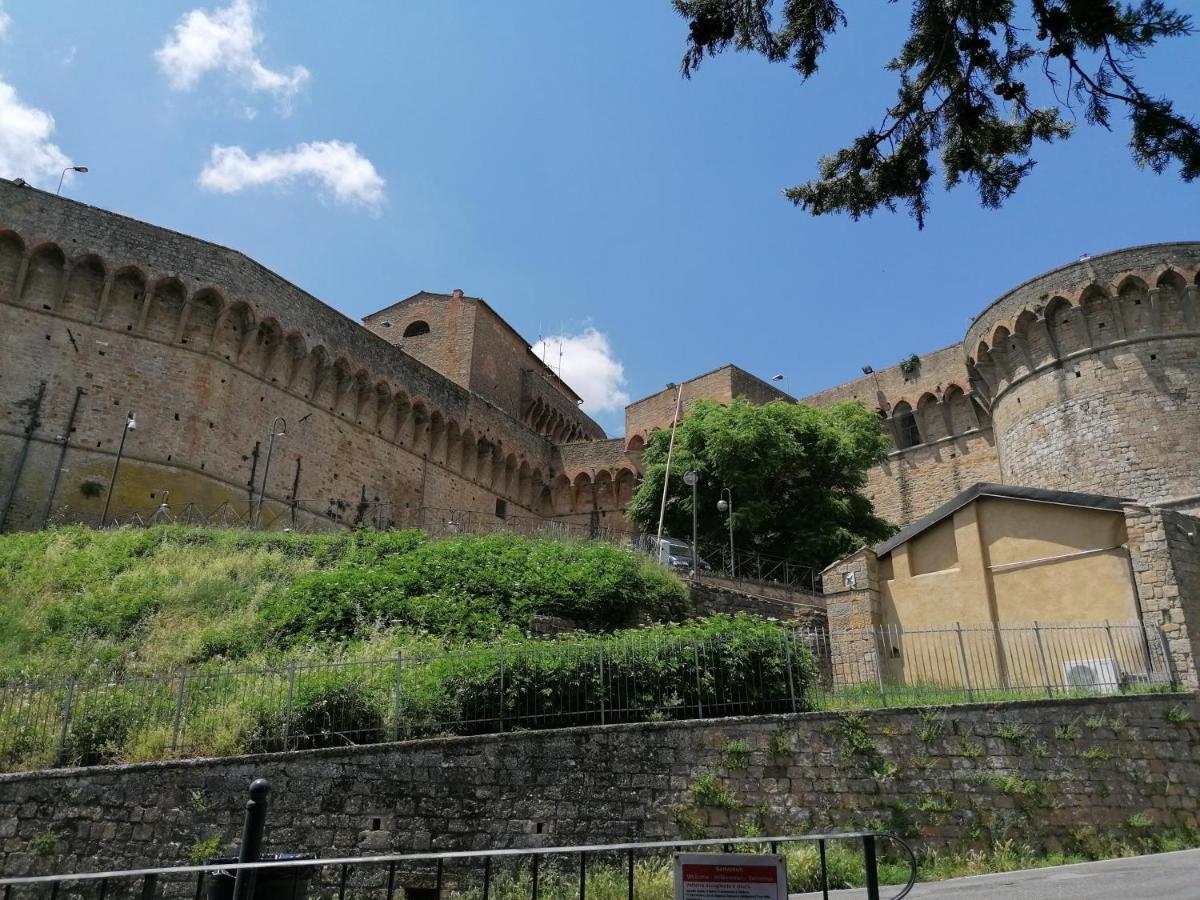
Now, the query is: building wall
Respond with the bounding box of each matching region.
[1,695,1197,879]
[1125,505,1200,690]
[879,498,1137,632]
[0,184,572,530]
[965,246,1200,510]
[363,291,479,390]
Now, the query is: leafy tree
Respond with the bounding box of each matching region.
[673,0,1199,226]
[626,398,894,573]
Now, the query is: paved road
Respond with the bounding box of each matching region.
[790,848,1200,899]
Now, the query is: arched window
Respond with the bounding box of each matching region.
[892,402,921,449]
[403,320,430,337]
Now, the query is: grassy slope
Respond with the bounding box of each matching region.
[0,526,689,680]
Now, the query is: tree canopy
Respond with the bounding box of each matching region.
[672,0,1199,226]
[625,398,894,574]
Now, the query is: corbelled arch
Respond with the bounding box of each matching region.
[20,242,66,310]
[1116,275,1152,339]
[614,467,638,509]
[942,384,977,435]
[103,265,148,333]
[1079,283,1118,346]
[551,473,573,514]
[1044,295,1086,358]
[60,253,106,321]
[211,299,255,362]
[1013,309,1053,370]
[915,392,945,443]
[144,276,188,343]
[182,288,223,350]
[0,229,25,298]
[891,400,920,450]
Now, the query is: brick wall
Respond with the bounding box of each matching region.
[2,694,1197,880]
[0,184,578,530]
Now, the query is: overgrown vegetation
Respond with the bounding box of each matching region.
[0,526,689,680]
[0,607,815,771]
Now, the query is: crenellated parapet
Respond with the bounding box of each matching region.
[0,182,619,529]
[964,243,1200,509]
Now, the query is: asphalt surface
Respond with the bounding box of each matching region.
[790,848,1200,899]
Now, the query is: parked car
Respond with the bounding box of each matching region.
[639,535,712,573]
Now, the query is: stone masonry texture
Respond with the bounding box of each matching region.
[1,695,1197,883]
[3,182,1200,540]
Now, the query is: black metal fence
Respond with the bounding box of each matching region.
[0,622,1173,774]
[0,834,919,900]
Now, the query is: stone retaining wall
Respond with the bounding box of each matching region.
[2,694,1197,879]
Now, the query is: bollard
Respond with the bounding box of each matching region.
[863,834,880,900]
[231,779,271,900]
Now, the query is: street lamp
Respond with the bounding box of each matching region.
[253,417,287,528]
[100,411,137,526]
[56,166,89,195]
[717,488,734,577]
[683,470,698,575]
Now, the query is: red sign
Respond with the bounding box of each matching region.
[674,853,788,900]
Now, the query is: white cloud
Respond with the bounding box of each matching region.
[0,79,73,188]
[0,3,11,39]
[198,141,386,209]
[533,328,630,415]
[155,0,309,105]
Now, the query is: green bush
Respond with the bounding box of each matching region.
[259,531,689,646]
[250,665,389,752]
[61,689,152,767]
[406,615,814,734]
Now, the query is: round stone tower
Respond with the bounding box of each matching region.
[964,242,1200,511]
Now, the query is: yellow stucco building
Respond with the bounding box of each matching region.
[822,483,1200,693]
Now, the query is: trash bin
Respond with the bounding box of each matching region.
[205,853,314,900]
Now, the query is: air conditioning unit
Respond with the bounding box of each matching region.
[1062,658,1121,694]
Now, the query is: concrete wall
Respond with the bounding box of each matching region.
[1,695,1197,880]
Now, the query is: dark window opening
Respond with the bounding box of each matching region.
[895,409,921,449]
[495,499,507,519]
[403,321,430,338]
[370,818,382,831]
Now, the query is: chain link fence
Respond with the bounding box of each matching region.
[0,621,1172,773]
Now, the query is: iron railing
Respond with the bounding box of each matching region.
[0,835,919,900]
[0,623,1173,774]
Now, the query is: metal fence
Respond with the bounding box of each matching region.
[0,622,1173,774]
[0,832,918,900]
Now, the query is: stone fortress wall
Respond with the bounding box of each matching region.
[964,244,1200,513]
[0,180,639,533]
[2,176,1198,536]
[2,694,1197,878]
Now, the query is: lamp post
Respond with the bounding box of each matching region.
[56,166,89,195]
[100,411,137,527]
[683,470,698,575]
[717,488,734,577]
[654,382,684,546]
[253,417,287,529]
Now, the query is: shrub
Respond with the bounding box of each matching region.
[410,615,814,734]
[61,689,149,767]
[250,665,388,752]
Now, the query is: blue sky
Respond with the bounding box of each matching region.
[1,1,1197,435]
